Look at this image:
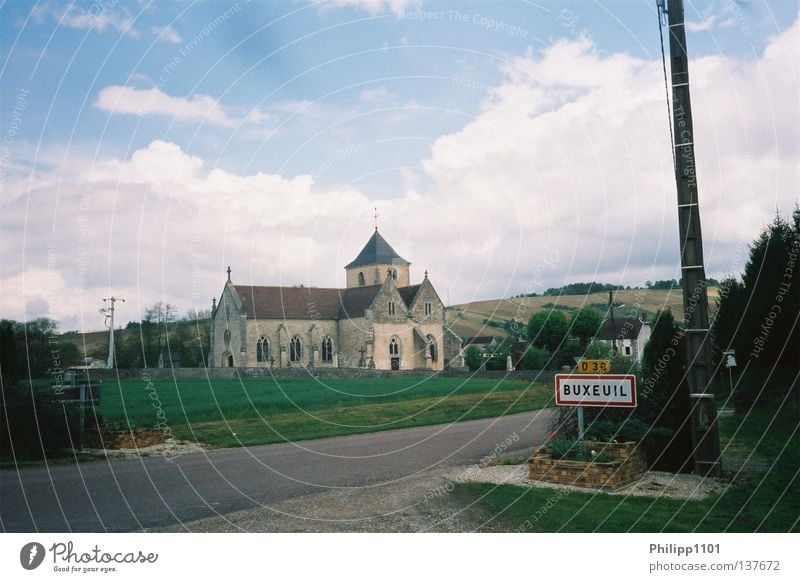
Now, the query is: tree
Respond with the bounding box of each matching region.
[526,311,569,352]
[0,320,19,381]
[16,318,59,378]
[570,308,602,348]
[520,345,549,370]
[712,208,799,369]
[583,340,611,359]
[140,302,178,367]
[174,309,212,367]
[464,346,483,371]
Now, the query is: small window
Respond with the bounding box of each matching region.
[391,268,397,281]
[358,272,365,286]
[290,336,302,362]
[321,336,333,362]
[424,302,432,316]
[389,301,396,315]
[624,346,631,356]
[389,337,400,356]
[256,336,269,363]
[223,329,231,349]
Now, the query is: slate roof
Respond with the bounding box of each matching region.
[396,284,421,307]
[232,282,422,320]
[597,317,646,340]
[233,284,372,320]
[345,230,410,268]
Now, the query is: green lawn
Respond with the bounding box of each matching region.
[451,391,799,532]
[96,376,553,448]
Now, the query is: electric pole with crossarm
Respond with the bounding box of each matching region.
[100,296,125,369]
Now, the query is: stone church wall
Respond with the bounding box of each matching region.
[245,318,338,368]
[346,262,410,288]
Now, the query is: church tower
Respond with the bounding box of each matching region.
[345,229,411,288]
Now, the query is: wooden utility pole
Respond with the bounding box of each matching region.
[663,0,721,476]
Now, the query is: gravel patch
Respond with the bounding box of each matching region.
[446,464,725,501]
[81,440,206,460]
[149,468,498,533]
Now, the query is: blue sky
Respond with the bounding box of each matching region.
[1,1,798,330]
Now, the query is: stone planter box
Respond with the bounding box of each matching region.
[528,441,647,490]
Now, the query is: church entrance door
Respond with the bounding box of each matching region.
[390,357,400,370]
[227,355,234,367]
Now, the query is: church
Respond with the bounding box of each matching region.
[209,229,464,370]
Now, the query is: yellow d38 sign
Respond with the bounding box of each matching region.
[578,359,611,374]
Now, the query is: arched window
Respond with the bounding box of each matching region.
[321,336,333,362]
[389,337,400,356]
[290,336,302,362]
[390,268,398,281]
[223,329,231,349]
[256,336,269,363]
[358,272,365,286]
[427,335,438,361]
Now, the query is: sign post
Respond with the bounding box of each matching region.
[569,360,616,440]
[556,373,637,439]
[722,349,737,393]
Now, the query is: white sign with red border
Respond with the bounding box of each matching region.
[555,374,637,408]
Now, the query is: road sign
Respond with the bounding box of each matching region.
[555,374,637,408]
[577,359,611,374]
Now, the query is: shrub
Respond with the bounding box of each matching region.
[0,382,80,460]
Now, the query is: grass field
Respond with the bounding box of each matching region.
[97,376,553,448]
[446,287,721,339]
[451,389,799,532]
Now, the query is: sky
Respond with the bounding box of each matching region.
[1,0,798,332]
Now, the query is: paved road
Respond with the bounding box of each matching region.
[0,410,553,532]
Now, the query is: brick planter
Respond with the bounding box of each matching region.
[528,441,647,490]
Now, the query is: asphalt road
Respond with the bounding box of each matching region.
[0,409,553,532]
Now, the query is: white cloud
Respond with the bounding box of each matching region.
[34,3,139,37]
[417,12,799,297]
[685,1,743,33]
[152,25,182,44]
[359,86,397,102]
[325,0,421,16]
[94,85,243,128]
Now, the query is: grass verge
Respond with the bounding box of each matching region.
[450,389,799,532]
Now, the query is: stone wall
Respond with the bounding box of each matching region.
[528,441,647,490]
[78,367,558,383]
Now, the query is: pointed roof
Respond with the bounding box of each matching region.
[345,230,410,269]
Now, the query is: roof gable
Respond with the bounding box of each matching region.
[345,230,410,269]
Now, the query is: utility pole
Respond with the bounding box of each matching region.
[608,290,618,356]
[662,0,721,476]
[100,296,125,369]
